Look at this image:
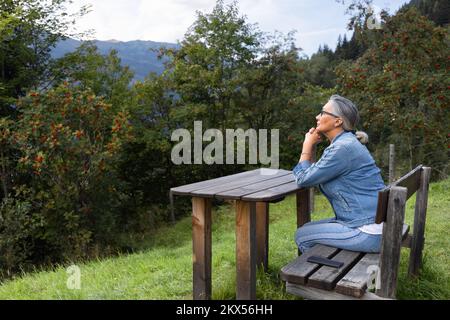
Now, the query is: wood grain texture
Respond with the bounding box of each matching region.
[191,170,291,198]
[255,202,269,272]
[307,250,363,291]
[286,282,390,300]
[408,167,431,277]
[296,188,311,256]
[395,165,422,200]
[218,174,294,200]
[171,169,260,195]
[375,188,390,224]
[236,200,257,300]
[192,197,212,300]
[280,245,339,285]
[377,186,407,299]
[241,180,301,202]
[376,165,422,223]
[296,188,311,228]
[335,253,380,298]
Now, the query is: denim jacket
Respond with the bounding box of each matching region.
[292,131,385,228]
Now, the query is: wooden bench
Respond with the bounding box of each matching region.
[281,165,431,299]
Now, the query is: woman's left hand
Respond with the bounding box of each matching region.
[304,127,322,147]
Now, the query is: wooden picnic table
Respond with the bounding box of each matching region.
[170,168,311,300]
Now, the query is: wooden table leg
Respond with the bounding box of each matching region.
[192,197,212,300]
[255,202,269,272]
[296,189,311,256]
[236,200,256,300]
[296,188,311,228]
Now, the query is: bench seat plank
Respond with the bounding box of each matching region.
[335,253,380,298]
[280,245,339,285]
[281,224,408,299]
[307,250,364,291]
[286,282,390,300]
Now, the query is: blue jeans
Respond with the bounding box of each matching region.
[294,218,382,253]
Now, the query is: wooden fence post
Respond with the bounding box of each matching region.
[389,144,395,184]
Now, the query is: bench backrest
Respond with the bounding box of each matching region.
[375,165,423,224]
[375,164,431,298]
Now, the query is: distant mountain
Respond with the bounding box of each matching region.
[51,38,179,81]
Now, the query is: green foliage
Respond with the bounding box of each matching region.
[1,0,448,284]
[155,0,322,180]
[279,84,336,167]
[113,1,323,230]
[236,31,302,128]
[163,0,261,130]
[4,84,134,267]
[0,117,13,199]
[51,42,135,112]
[300,51,337,88]
[113,74,183,231]
[336,7,449,180]
[0,176,448,299]
[406,0,450,26]
[0,186,44,276]
[0,0,89,117]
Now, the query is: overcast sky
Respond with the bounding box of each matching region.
[67,0,409,57]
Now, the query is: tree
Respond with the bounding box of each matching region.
[162,0,261,132]
[300,52,337,88]
[0,0,89,118]
[336,0,390,31]
[336,7,449,180]
[116,72,183,227]
[236,31,303,129]
[406,0,450,26]
[51,42,135,112]
[153,0,267,183]
[338,27,368,60]
[8,83,133,264]
[0,117,12,198]
[159,0,328,176]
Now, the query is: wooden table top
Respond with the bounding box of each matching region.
[170,168,303,202]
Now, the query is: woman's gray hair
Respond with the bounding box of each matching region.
[328,94,369,144]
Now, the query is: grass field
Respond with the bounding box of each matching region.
[0,178,448,300]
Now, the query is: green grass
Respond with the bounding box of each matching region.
[0,178,449,300]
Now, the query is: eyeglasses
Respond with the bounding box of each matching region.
[319,110,340,118]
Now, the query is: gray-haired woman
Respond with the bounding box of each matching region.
[293,94,385,253]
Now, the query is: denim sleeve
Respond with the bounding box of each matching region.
[292,143,349,188]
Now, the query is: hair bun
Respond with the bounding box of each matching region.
[355,131,369,144]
